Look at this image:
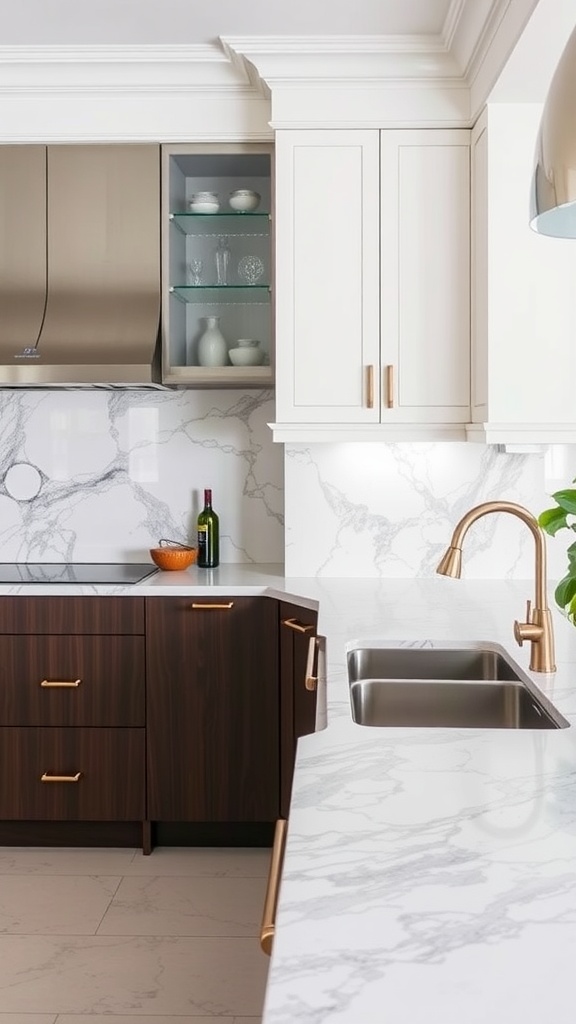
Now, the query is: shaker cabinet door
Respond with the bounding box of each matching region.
[274,128,471,438]
[146,596,279,823]
[275,129,381,424]
[380,129,470,425]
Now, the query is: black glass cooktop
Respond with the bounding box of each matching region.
[0,563,158,585]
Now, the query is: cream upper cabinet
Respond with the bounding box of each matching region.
[273,128,470,440]
[469,105,576,445]
[275,130,381,425]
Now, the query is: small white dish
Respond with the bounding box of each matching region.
[229,343,263,367]
[189,191,220,214]
[229,189,261,213]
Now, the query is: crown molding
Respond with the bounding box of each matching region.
[449,0,541,115]
[0,42,249,93]
[221,34,461,86]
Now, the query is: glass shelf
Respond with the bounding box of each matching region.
[170,212,270,236]
[170,285,271,305]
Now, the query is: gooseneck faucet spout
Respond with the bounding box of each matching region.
[436,501,556,673]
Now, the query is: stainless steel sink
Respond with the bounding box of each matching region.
[349,678,562,729]
[348,646,522,683]
[347,644,568,730]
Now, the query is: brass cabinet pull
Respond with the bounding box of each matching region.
[191,602,234,610]
[305,634,319,692]
[366,364,375,409]
[40,771,82,783]
[281,617,314,634]
[260,818,287,955]
[40,679,82,688]
[385,364,395,408]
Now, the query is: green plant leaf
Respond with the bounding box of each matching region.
[568,592,576,624]
[551,489,576,514]
[567,541,576,564]
[555,575,576,609]
[538,507,569,535]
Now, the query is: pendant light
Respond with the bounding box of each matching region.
[530,23,576,237]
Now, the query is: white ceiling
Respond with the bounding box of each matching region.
[0,0,454,45]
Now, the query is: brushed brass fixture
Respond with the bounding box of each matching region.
[282,617,314,633]
[40,679,81,688]
[305,635,319,692]
[366,364,374,408]
[40,772,82,783]
[260,818,287,955]
[190,602,234,610]
[437,501,556,673]
[530,25,576,237]
[385,364,395,408]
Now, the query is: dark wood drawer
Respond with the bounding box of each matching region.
[0,636,145,726]
[0,728,145,820]
[0,597,144,635]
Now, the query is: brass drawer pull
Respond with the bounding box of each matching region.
[191,602,234,610]
[40,771,83,783]
[366,364,375,408]
[40,679,82,688]
[385,364,395,408]
[260,818,287,955]
[305,635,319,692]
[281,617,314,634]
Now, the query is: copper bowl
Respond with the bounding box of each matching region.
[150,546,197,571]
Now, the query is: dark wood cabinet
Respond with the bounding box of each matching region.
[0,727,145,820]
[279,601,319,818]
[0,596,144,634]
[0,635,145,726]
[0,596,146,847]
[0,592,318,847]
[146,596,279,823]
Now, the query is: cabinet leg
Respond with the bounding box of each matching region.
[142,820,153,855]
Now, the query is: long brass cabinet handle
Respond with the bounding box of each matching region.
[281,617,314,634]
[366,364,375,409]
[191,602,234,610]
[260,818,288,955]
[305,634,326,692]
[41,772,82,783]
[40,679,82,688]
[385,364,395,408]
[305,635,319,692]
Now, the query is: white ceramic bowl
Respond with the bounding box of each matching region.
[189,199,220,214]
[229,344,263,367]
[229,190,261,213]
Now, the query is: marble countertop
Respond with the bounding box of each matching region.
[3,565,576,1023]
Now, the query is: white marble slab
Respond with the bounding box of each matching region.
[0,389,283,564]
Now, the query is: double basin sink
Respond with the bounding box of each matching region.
[347,644,567,730]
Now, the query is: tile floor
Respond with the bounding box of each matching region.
[0,846,271,1023]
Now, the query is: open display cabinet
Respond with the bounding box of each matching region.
[161,144,273,387]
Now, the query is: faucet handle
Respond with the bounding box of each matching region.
[514,598,543,647]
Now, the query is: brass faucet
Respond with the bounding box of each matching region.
[436,501,556,673]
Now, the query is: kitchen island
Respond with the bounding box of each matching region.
[2,565,576,1023]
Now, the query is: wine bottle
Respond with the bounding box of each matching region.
[197,488,219,568]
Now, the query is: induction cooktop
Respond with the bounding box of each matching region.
[0,563,159,585]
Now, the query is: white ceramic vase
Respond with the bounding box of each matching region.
[197,316,228,367]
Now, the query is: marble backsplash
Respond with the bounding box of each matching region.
[284,442,576,580]
[0,388,283,563]
[1,387,573,581]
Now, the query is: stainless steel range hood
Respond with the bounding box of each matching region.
[0,144,161,387]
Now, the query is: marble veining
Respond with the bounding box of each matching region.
[284,442,572,578]
[0,389,283,563]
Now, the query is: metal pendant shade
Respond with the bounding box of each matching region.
[530,24,576,237]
